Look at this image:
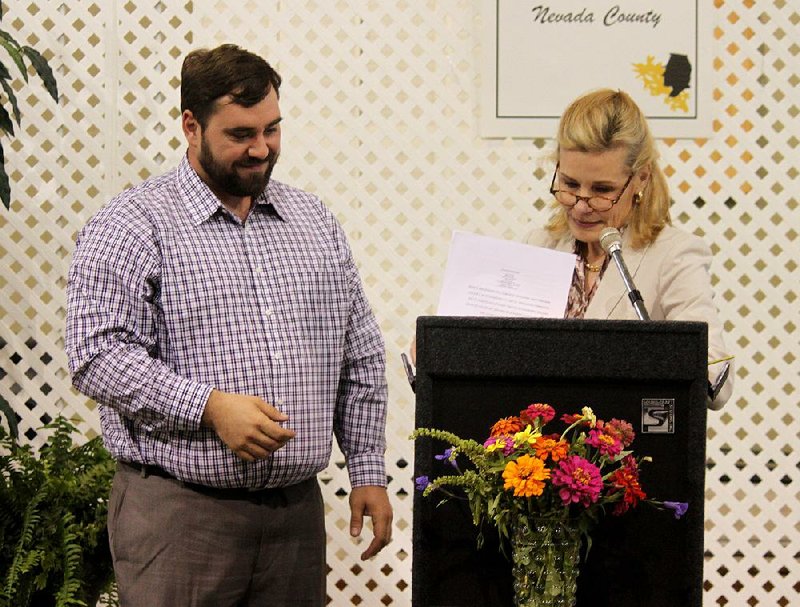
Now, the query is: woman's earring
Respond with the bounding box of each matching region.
[633,191,643,204]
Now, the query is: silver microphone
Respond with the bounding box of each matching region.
[599,227,650,321]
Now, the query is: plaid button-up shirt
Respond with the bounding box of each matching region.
[66,156,387,489]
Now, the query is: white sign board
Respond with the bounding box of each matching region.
[480,0,713,138]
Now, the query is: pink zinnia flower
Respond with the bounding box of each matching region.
[551,455,603,507]
[520,403,556,425]
[585,428,623,458]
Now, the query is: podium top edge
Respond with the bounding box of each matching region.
[416,316,707,334]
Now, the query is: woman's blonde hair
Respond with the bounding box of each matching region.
[545,89,671,249]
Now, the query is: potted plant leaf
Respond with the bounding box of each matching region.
[0,0,59,208]
[0,413,117,607]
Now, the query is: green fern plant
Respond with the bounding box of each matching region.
[0,1,59,208]
[0,417,116,607]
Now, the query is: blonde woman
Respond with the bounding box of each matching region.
[527,89,732,408]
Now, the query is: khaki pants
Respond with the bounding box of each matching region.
[108,462,326,607]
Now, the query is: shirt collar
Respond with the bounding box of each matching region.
[176,155,287,226]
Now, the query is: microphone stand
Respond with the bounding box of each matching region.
[600,227,650,321]
[610,252,650,320]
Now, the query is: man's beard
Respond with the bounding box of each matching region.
[199,138,278,199]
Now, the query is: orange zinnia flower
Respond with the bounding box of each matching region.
[490,416,525,437]
[533,435,569,462]
[502,454,550,497]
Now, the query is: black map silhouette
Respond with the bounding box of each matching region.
[664,53,692,96]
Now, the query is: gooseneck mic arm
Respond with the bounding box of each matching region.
[599,227,650,321]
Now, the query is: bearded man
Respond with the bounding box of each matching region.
[65,44,392,607]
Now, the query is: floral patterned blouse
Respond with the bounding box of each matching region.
[565,243,611,319]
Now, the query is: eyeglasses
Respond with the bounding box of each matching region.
[549,163,634,212]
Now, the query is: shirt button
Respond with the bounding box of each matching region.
[254,266,263,274]
[276,398,285,406]
[264,308,273,317]
[272,352,282,361]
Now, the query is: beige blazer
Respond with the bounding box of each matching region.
[526,224,733,409]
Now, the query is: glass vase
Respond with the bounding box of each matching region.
[510,518,581,607]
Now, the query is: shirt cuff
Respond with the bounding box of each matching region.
[346,452,388,488]
[152,370,214,431]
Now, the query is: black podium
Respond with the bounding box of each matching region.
[412,317,708,607]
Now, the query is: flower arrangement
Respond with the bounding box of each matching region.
[413,403,688,606]
[412,402,687,546]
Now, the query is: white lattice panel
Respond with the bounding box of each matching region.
[0,1,797,605]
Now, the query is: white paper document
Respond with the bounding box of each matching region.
[436,231,575,318]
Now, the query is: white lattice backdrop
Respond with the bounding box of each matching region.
[0,1,797,605]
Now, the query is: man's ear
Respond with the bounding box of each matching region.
[182,110,200,144]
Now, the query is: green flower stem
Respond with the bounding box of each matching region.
[411,428,490,471]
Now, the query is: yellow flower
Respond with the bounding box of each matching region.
[484,437,506,453]
[513,425,541,448]
[502,454,550,497]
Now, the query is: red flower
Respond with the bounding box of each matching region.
[520,403,556,425]
[560,413,583,424]
[608,456,646,515]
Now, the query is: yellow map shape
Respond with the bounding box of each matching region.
[633,56,689,113]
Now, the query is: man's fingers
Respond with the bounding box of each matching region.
[257,399,290,422]
[263,422,296,443]
[360,507,392,560]
[360,523,391,560]
[255,418,295,447]
[360,537,383,561]
[350,509,364,538]
[254,400,296,445]
[235,448,256,462]
[375,510,393,545]
[241,426,291,456]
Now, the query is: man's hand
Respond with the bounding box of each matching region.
[349,486,393,560]
[201,389,296,461]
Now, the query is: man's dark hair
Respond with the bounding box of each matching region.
[180,44,282,127]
